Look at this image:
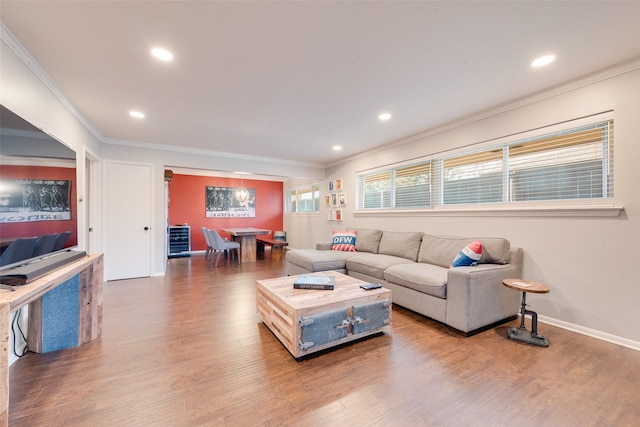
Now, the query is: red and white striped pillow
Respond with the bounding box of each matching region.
[331,230,357,252]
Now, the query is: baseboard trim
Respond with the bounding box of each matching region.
[462,315,518,337]
[538,315,640,352]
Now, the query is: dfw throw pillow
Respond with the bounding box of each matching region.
[332,230,357,252]
[451,240,483,267]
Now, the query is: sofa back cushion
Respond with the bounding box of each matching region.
[355,228,383,253]
[378,231,423,261]
[418,234,511,268]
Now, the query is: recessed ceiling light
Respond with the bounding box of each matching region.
[129,111,145,119]
[333,145,342,151]
[378,113,392,121]
[151,47,173,61]
[531,54,556,68]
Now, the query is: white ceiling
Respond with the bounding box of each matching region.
[2,1,640,167]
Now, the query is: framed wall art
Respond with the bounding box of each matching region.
[205,186,255,218]
[338,192,347,206]
[0,178,71,222]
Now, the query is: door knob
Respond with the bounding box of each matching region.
[144,226,149,231]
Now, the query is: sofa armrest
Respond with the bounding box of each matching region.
[316,242,332,250]
[445,248,523,333]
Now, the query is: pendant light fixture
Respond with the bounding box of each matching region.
[235,174,249,203]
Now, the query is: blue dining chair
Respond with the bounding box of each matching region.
[52,231,72,252]
[0,237,39,267]
[33,233,60,257]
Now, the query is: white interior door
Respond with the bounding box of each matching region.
[105,161,152,280]
[85,156,93,252]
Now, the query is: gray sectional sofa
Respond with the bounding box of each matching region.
[286,229,523,335]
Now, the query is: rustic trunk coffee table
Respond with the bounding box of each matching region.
[256,272,391,358]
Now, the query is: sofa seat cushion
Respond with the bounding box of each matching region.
[346,253,414,280]
[286,249,357,272]
[383,263,449,299]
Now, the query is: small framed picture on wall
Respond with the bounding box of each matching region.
[338,192,347,206]
[334,178,343,191]
[328,180,335,192]
[335,209,343,221]
[330,193,338,207]
[324,195,331,207]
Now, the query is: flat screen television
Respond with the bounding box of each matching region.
[0,105,79,272]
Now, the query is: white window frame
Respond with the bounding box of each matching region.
[285,184,320,213]
[356,112,622,217]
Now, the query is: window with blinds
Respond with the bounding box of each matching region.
[396,163,431,207]
[357,116,613,210]
[285,185,320,213]
[360,170,392,209]
[441,149,503,204]
[358,163,431,209]
[508,121,613,201]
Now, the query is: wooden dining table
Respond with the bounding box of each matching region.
[221,227,271,263]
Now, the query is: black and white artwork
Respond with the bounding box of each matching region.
[0,178,71,222]
[205,186,256,218]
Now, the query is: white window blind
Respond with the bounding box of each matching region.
[508,121,613,201]
[440,149,503,205]
[359,170,392,209]
[357,115,613,211]
[395,162,431,207]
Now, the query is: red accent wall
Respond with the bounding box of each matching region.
[0,165,78,247]
[167,174,283,251]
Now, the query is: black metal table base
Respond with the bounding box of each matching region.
[508,291,549,347]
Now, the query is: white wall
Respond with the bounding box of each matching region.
[285,65,640,348]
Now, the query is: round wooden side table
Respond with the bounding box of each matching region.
[502,279,550,347]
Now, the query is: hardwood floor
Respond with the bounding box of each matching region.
[9,253,640,426]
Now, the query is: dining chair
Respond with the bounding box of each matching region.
[33,233,60,257]
[52,231,72,252]
[0,237,39,267]
[201,226,213,261]
[206,229,240,267]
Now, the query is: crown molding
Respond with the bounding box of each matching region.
[1,22,106,144]
[103,137,324,169]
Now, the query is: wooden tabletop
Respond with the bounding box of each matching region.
[257,271,390,310]
[503,279,550,294]
[221,227,270,236]
[0,253,103,311]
